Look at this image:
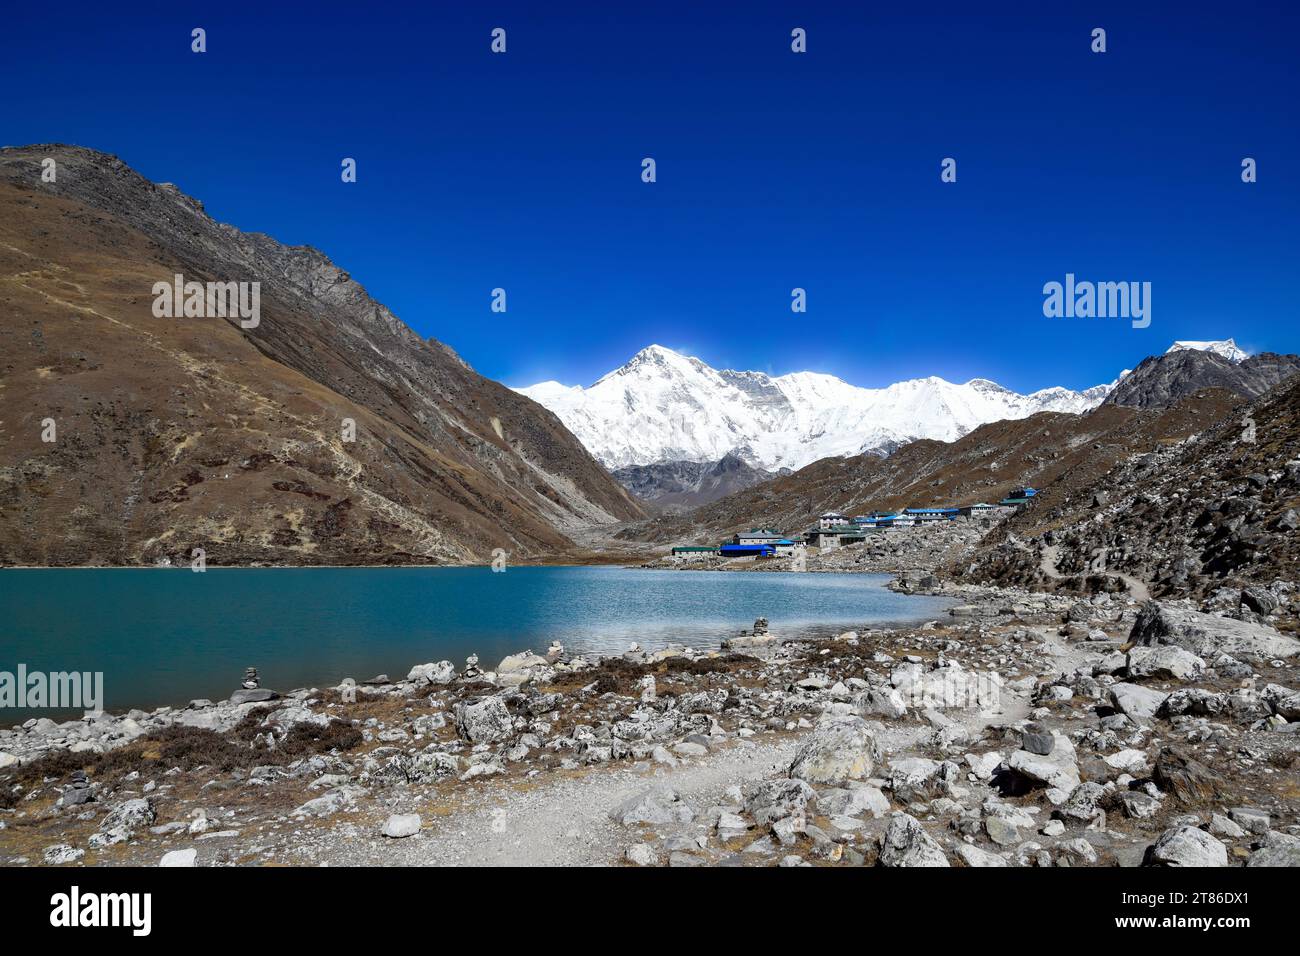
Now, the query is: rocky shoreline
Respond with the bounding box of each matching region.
[3,570,1298,867]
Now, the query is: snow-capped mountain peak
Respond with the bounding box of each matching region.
[516,346,1116,471]
[1166,338,1248,364]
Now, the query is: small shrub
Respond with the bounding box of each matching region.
[279,720,363,756]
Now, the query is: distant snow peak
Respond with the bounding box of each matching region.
[517,345,1115,471]
[1166,338,1248,364]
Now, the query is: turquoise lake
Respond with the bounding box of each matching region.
[0,567,953,717]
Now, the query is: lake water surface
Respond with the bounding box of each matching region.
[0,567,953,717]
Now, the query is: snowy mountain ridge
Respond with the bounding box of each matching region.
[1166,338,1248,364]
[518,341,1243,471]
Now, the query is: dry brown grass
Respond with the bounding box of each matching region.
[544,654,760,697]
[3,719,365,792]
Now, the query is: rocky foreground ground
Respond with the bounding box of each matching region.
[2,572,1298,867]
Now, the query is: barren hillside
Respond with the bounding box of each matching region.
[0,145,643,566]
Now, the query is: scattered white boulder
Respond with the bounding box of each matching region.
[625,843,660,866]
[381,813,422,839]
[159,848,198,867]
[406,661,456,685]
[788,715,877,786]
[43,844,84,865]
[1006,734,1080,793]
[1144,826,1228,867]
[956,843,1007,867]
[1110,683,1169,722]
[1126,645,1205,681]
[453,696,513,743]
[1103,749,1149,775]
[879,812,950,867]
[610,787,694,826]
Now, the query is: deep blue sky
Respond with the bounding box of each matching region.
[3,1,1296,392]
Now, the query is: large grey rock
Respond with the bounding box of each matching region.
[745,778,817,826]
[159,848,197,867]
[1241,587,1280,615]
[1126,645,1205,681]
[1020,723,1055,755]
[956,843,1008,867]
[375,750,460,784]
[1208,813,1246,838]
[1228,807,1270,835]
[1006,734,1080,793]
[406,661,456,685]
[1110,683,1169,722]
[43,844,84,865]
[229,688,278,705]
[266,706,330,731]
[1103,748,1149,774]
[1152,748,1220,804]
[293,786,359,818]
[878,813,950,867]
[381,813,421,838]
[892,662,990,710]
[1130,602,1300,662]
[609,787,694,826]
[1261,684,1300,721]
[788,715,877,786]
[1246,832,1300,867]
[1058,838,1098,865]
[88,826,130,849]
[1118,792,1161,819]
[816,784,889,819]
[984,816,1021,847]
[1057,781,1106,825]
[453,696,512,743]
[497,652,548,674]
[625,843,660,866]
[854,686,907,719]
[1159,689,1228,717]
[100,798,155,834]
[1143,826,1228,867]
[887,757,943,795]
[965,751,1004,781]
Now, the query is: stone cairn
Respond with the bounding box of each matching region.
[752,617,769,636]
[64,769,93,807]
[242,667,260,690]
[463,654,482,680]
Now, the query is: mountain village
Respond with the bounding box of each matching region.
[668,490,1035,563]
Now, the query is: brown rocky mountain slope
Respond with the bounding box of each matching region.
[950,375,1300,610]
[612,452,780,512]
[0,145,642,566]
[618,390,1243,546]
[1105,347,1300,409]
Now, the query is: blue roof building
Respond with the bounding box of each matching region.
[719,543,777,558]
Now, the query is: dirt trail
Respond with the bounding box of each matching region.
[331,736,804,867]
[328,636,1089,869]
[1040,543,1151,602]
